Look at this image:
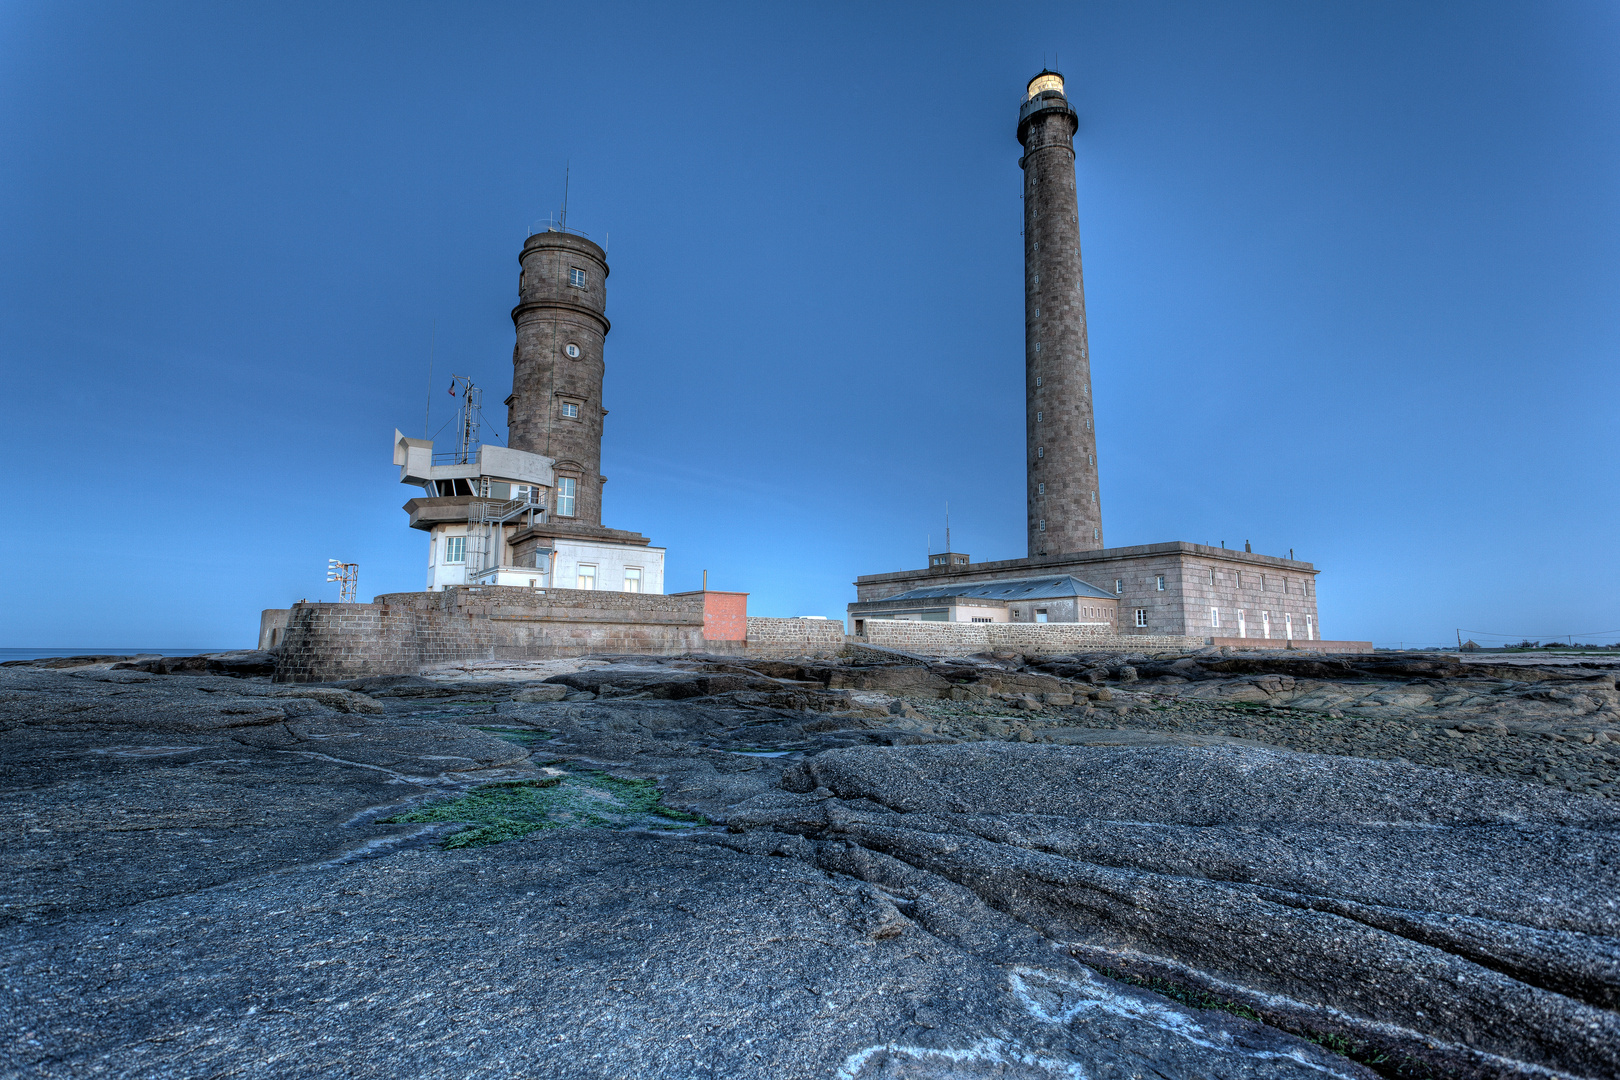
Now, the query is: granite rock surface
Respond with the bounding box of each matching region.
[3,650,1616,1079]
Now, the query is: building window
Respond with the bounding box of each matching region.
[1262,611,1271,639]
[556,477,577,517]
[1035,376,1042,387]
[1285,613,1293,639]
[1238,610,1246,637]
[1114,579,1123,594]
[1035,609,1049,623]
[1037,446,1044,459]
[1236,571,1243,589]
[569,267,587,288]
[564,342,581,358]
[1135,609,1148,627]
[576,564,596,590]
[1037,483,1045,495]
[970,617,992,623]
[561,401,580,419]
[1262,574,1269,590]
[444,536,466,564]
[1036,411,1042,422]
[1039,519,1046,531]
[623,567,642,593]
[1093,526,1099,540]
[1208,568,1215,585]
[1211,607,1220,627]
[1155,575,1165,591]
[1306,614,1314,639]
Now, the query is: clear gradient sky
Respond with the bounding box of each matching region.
[3,2,1616,648]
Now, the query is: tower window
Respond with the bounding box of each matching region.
[1037,447,1044,459]
[1039,519,1046,531]
[1114,579,1123,595]
[1208,568,1216,585]
[1037,483,1045,495]
[1035,376,1042,387]
[556,477,577,517]
[1155,575,1165,591]
[568,267,587,288]
[1036,411,1042,422]
[444,536,466,565]
[560,401,580,419]
[1093,526,1099,540]
[564,343,581,359]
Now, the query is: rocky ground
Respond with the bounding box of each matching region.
[2,646,1616,1079]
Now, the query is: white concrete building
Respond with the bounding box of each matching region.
[393,430,665,594]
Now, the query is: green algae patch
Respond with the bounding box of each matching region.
[382,771,707,848]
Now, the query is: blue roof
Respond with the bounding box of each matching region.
[875,574,1115,604]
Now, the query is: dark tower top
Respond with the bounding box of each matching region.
[508,230,610,527]
[1018,70,1103,556]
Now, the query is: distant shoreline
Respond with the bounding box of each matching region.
[0,648,247,663]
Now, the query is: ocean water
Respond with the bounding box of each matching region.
[0,648,245,663]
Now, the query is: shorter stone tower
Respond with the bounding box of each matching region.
[508,230,610,527]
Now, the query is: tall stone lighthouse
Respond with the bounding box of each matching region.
[1019,70,1102,557]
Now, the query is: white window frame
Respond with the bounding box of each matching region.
[444,535,466,565]
[1114,579,1123,595]
[560,401,581,419]
[568,267,587,288]
[1211,607,1220,627]
[1039,519,1046,531]
[575,563,597,590]
[623,567,642,593]
[1155,575,1165,591]
[1285,613,1293,640]
[1034,609,1048,624]
[556,476,577,517]
[1134,609,1148,628]
[1306,614,1314,640]
[1262,611,1271,639]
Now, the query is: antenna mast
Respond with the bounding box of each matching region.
[447,375,484,464]
[945,502,951,553]
[561,162,570,231]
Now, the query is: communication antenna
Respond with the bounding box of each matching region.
[945,502,951,553]
[327,559,359,604]
[447,375,485,464]
[424,320,436,438]
[561,162,570,231]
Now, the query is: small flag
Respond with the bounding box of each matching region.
[448,380,457,396]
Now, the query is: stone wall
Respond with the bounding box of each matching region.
[743,617,846,658]
[1208,637,1374,654]
[274,586,705,683]
[855,620,1204,656]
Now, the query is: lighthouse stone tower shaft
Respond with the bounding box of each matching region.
[1019,70,1102,557]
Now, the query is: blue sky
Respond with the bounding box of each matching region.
[2,1,1616,648]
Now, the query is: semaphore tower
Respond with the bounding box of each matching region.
[1019,69,1102,557]
[508,229,610,526]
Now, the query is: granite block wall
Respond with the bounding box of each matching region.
[855,620,1204,656]
[274,586,705,682]
[742,617,845,658]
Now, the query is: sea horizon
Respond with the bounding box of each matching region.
[0,647,248,663]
